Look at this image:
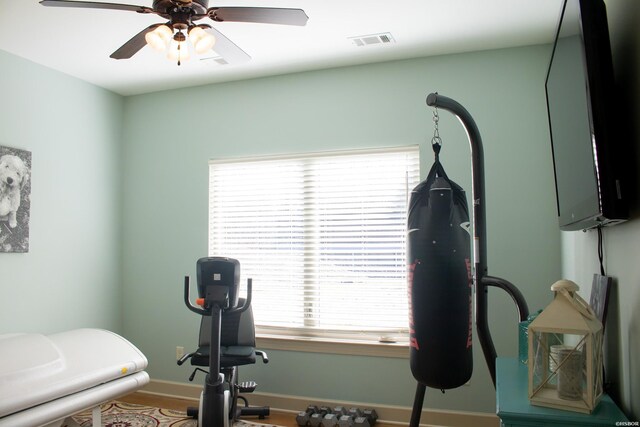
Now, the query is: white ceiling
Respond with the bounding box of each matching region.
[0,0,563,96]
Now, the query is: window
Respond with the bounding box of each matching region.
[208,146,420,344]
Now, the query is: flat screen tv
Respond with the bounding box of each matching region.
[545,0,627,231]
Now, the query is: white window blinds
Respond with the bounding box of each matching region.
[208,146,420,343]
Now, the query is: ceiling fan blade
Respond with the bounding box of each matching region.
[110,24,161,59]
[39,0,153,13]
[204,27,251,64]
[209,7,308,26]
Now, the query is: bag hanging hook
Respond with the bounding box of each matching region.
[432,107,442,159]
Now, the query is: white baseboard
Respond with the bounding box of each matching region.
[138,380,499,427]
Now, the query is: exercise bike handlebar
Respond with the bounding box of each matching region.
[183,276,253,316]
[227,278,252,316]
[184,276,208,316]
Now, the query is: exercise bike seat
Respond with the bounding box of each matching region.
[190,298,268,368]
[192,346,256,367]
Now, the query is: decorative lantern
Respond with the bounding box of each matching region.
[527,280,603,413]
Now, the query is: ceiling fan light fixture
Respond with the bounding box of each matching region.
[145,24,173,51]
[189,26,216,54]
[167,38,191,65]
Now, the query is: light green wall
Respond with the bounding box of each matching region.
[0,50,124,334]
[2,11,636,418]
[3,10,638,418]
[560,0,640,421]
[120,44,560,413]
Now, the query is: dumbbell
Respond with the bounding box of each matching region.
[309,407,331,427]
[321,413,339,427]
[347,408,363,419]
[333,406,348,417]
[336,408,362,427]
[364,409,378,424]
[354,409,378,427]
[338,415,355,427]
[296,405,319,427]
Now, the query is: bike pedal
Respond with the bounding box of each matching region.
[238,381,257,393]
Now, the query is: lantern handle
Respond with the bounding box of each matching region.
[558,288,597,320]
[551,279,579,293]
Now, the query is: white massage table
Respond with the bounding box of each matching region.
[0,328,150,427]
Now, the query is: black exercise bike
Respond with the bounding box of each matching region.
[180,257,268,427]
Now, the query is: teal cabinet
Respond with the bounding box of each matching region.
[496,357,628,426]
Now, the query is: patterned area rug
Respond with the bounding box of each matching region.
[72,401,281,427]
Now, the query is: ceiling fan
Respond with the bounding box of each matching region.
[39,0,308,65]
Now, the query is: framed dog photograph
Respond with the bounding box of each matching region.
[0,145,31,253]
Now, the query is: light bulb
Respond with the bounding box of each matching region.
[188,26,205,44]
[145,25,172,51]
[167,39,191,65]
[189,26,216,54]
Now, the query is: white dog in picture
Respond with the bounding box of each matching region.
[0,154,29,233]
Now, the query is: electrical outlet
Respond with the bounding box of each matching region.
[176,346,185,360]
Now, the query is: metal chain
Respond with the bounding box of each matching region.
[432,107,442,155]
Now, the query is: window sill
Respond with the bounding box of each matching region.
[256,334,409,358]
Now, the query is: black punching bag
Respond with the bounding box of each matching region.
[407,159,473,390]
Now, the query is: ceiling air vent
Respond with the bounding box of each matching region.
[349,32,395,47]
[200,56,229,65]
